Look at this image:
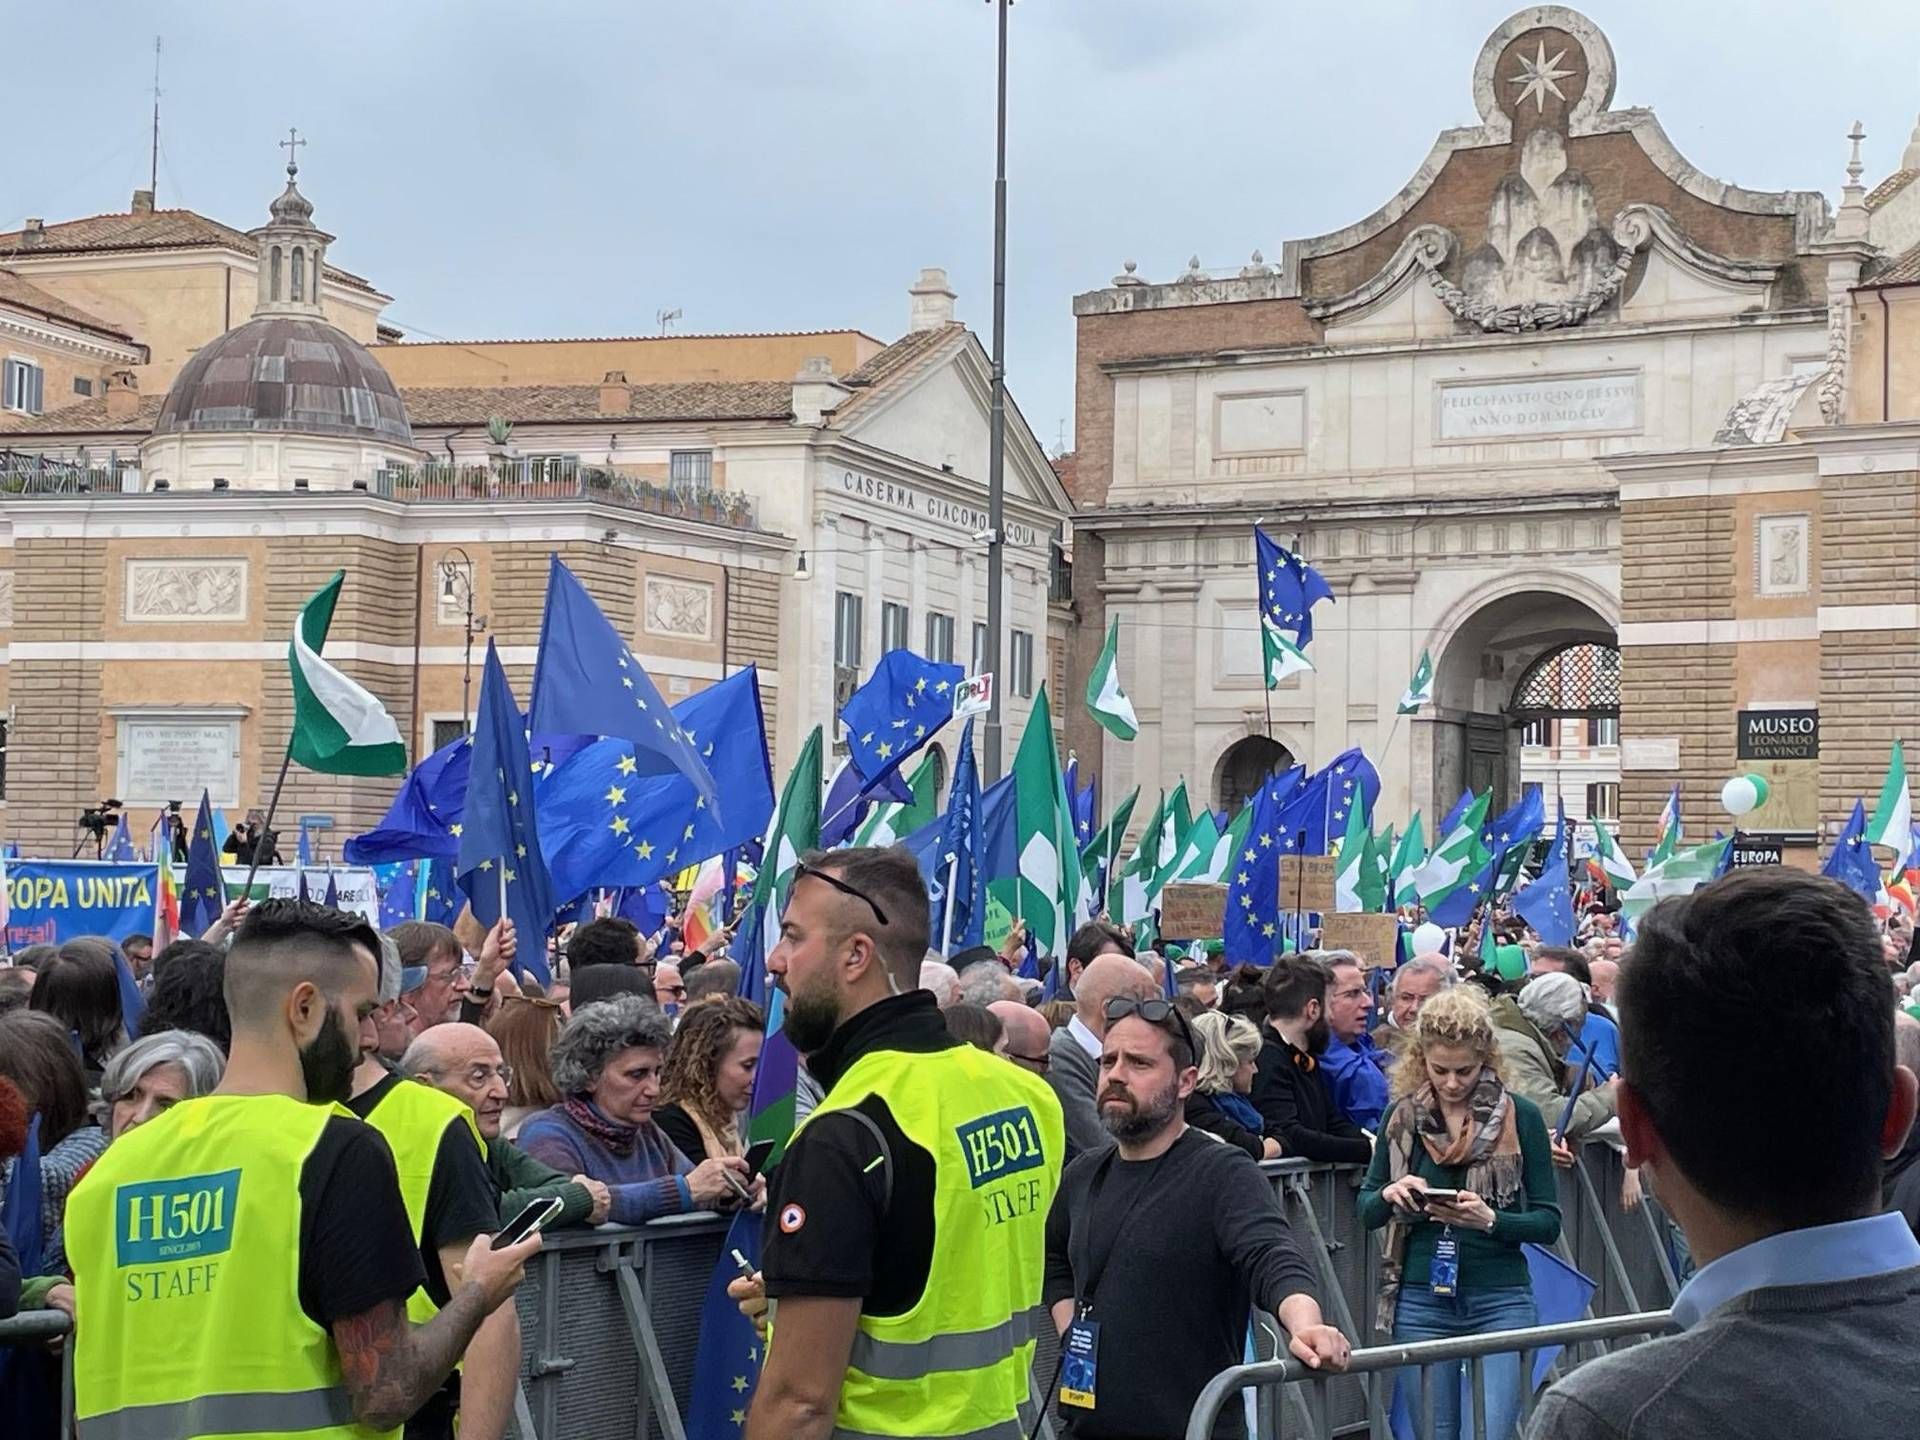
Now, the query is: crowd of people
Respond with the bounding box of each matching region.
[2,854,1918,1440]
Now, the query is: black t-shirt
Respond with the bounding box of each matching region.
[348,1073,502,1439]
[296,1117,428,1330]
[760,992,958,1316]
[1042,1128,1321,1440]
[653,1103,707,1166]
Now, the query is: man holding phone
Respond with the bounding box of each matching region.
[66,900,539,1440]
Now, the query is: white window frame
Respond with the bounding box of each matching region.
[670,449,713,493]
[971,622,988,675]
[881,601,910,655]
[925,611,955,664]
[3,356,45,416]
[424,712,472,756]
[1010,629,1034,698]
[834,591,864,670]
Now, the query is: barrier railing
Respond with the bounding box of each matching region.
[0,1309,76,1436]
[1183,1311,1675,1440]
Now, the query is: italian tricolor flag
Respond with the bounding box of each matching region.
[1868,740,1914,874]
[1587,820,1637,890]
[1084,616,1138,741]
[289,572,407,777]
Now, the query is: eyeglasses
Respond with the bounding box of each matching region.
[430,1063,513,1089]
[793,861,890,927]
[657,983,688,1000]
[1103,996,1196,1061]
[1007,1051,1051,1069]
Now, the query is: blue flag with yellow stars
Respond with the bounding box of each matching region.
[179,789,227,938]
[528,554,721,813]
[376,861,418,928]
[838,648,964,792]
[1225,770,1292,964]
[1271,748,1378,857]
[686,1211,765,1439]
[419,856,459,927]
[457,640,555,985]
[1822,798,1882,903]
[1254,525,1336,647]
[537,666,774,910]
[1513,801,1575,947]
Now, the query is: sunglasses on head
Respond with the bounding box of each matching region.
[793,861,890,927]
[1103,995,1196,1060]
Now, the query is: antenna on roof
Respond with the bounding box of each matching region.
[149,36,162,201]
[656,307,682,335]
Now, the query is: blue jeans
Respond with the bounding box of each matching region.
[1390,1285,1537,1440]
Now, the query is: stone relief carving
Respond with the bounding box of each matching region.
[1713,371,1821,447]
[124,560,248,622]
[1817,303,1849,425]
[1754,514,1810,597]
[642,576,713,640]
[0,572,13,627]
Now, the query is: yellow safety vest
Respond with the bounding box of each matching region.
[65,1093,392,1440]
[355,1076,487,1326]
[800,1043,1064,1440]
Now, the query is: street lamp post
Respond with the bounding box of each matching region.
[439,547,485,734]
[983,0,1011,781]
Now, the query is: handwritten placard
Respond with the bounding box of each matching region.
[1159,883,1226,940]
[1320,912,1402,970]
[1277,855,1336,914]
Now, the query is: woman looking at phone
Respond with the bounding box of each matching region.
[1358,984,1561,1440]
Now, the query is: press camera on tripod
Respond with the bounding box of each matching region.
[75,798,124,858]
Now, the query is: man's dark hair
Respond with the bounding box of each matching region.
[225,899,381,1025]
[8,944,57,973]
[1067,920,1132,971]
[570,962,653,1009]
[1262,953,1330,1021]
[1221,963,1269,1022]
[943,1001,1004,1054]
[389,920,461,974]
[1534,946,1591,985]
[140,940,231,1053]
[1623,870,1894,1228]
[122,932,154,955]
[684,957,741,1004]
[568,917,644,971]
[802,845,932,990]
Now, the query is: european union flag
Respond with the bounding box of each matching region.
[419,857,459,927]
[1823,799,1882,903]
[1226,769,1290,964]
[980,773,1018,882]
[929,719,985,953]
[537,667,775,909]
[819,753,912,848]
[321,871,340,910]
[346,731,470,864]
[297,870,312,903]
[1438,788,1476,836]
[1254,525,1336,646]
[103,814,136,861]
[297,825,314,869]
[686,1211,766,1439]
[179,790,227,939]
[376,861,418,929]
[839,649,964,792]
[457,640,555,986]
[528,554,720,812]
[1274,749,1378,857]
[1512,801,1575,947]
[1489,786,1547,893]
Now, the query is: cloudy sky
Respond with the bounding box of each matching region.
[11,2,1918,448]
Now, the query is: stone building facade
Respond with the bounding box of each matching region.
[1063,6,1917,860]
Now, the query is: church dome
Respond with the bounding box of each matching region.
[152,315,413,445]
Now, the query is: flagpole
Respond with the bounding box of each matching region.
[498,863,509,927]
[243,744,295,899]
[940,851,958,957]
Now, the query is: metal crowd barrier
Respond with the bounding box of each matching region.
[1183,1311,1676,1440]
[0,1309,76,1436]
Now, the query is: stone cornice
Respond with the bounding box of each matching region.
[1075,490,1615,534]
[0,309,146,365]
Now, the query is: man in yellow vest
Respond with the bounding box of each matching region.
[65,898,539,1439]
[349,920,521,1440]
[734,845,1064,1440]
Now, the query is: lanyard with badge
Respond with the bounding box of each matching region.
[1056,1143,1178,1413]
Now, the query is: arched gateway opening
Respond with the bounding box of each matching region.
[1430,588,1617,818]
[1214,735,1294,816]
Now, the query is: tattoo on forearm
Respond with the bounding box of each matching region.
[332,1289,493,1430]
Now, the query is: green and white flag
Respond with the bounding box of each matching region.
[1150,781,1193,894]
[1111,790,1165,923]
[1263,619,1314,688]
[1588,820,1637,890]
[1390,813,1427,906]
[1399,650,1435,715]
[1409,792,1492,912]
[1867,740,1914,872]
[1084,616,1139,742]
[1620,836,1731,929]
[289,571,406,777]
[1333,795,1383,912]
[1172,810,1222,882]
[853,750,940,848]
[1081,786,1139,904]
[1012,686,1084,957]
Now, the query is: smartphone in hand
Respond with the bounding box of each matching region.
[492,1195,564,1249]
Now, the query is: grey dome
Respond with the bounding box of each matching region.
[153,316,413,444]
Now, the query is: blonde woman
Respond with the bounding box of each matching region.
[1358,985,1560,1440]
[1185,1010,1282,1160]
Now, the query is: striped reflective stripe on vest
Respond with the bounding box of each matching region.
[833,1406,1036,1440]
[845,1304,1048,1380]
[78,1384,356,1440]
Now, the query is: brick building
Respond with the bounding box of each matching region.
[1062,6,1919,862]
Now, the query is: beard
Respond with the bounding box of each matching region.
[1304,1012,1331,1057]
[299,1016,359,1104]
[783,978,844,1056]
[1097,1074,1182,1145]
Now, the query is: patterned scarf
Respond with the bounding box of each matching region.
[561,1095,638,1158]
[1374,1066,1522,1334]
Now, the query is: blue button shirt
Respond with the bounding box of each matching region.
[1670,1211,1920,1329]
[1575,1009,1621,1080]
[1319,1031,1389,1132]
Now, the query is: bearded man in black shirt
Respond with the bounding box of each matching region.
[1044,997,1350,1439]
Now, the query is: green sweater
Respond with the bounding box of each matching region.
[490,1136,599,1230]
[1357,1094,1561,1292]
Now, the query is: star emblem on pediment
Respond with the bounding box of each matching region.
[1509,40,1573,114]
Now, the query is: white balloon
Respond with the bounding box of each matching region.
[1411,921,1447,957]
[1721,776,1759,817]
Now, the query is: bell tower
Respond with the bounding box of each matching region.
[248,128,334,320]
